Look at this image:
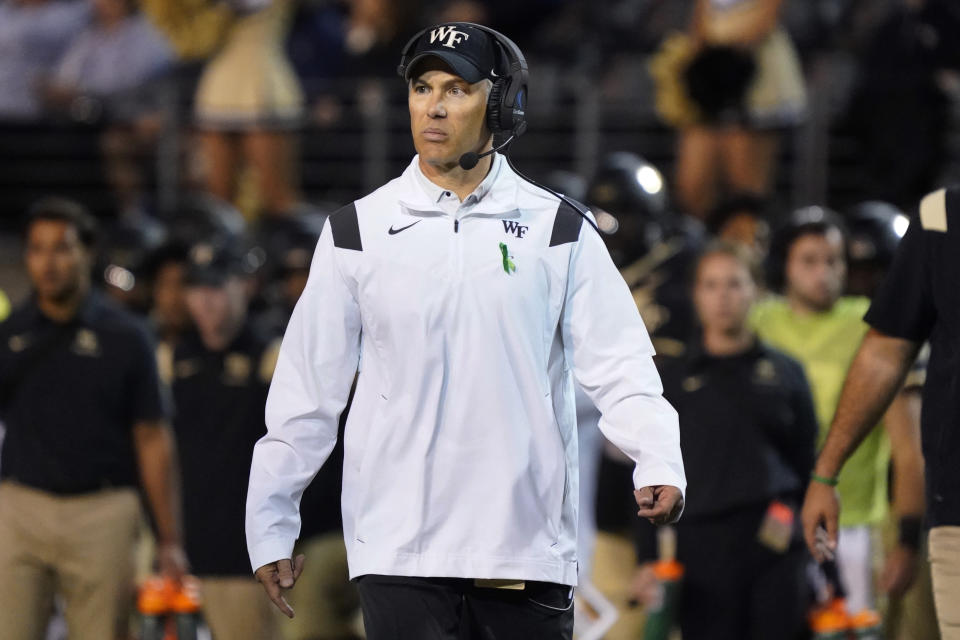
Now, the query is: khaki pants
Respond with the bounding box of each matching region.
[200,576,285,640]
[0,481,140,640]
[588,531,649,640]
[882,518,939,640]
[930,526,960,640]
[282,532,360,640]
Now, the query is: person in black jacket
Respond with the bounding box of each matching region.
[633,242,817,640]
[163,242,285,640]
[0,198,187,639]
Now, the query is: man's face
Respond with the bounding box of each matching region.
[153,261,189,334]
[409,63,491,169]
[785,230,846,312]
[693,253,756,335]
[184,277,246,341]
[25,220,90,303]
[719,212,770,260]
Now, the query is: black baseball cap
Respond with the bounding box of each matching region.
[403,23,501,84]
[184,242,245,286]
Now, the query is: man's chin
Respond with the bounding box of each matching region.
[803,293,839,313]
[36,283,77,304]
[419,152,461,170]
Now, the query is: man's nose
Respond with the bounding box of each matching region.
[427,97,446,118]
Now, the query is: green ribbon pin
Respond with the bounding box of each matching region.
[499,242,516,274]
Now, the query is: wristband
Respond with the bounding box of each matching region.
[811,472,839,487]
[898,516,923,551]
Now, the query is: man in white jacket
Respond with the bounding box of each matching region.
[246,22,685,639]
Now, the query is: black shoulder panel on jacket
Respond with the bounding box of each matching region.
[329,202,362,251]
[549,199,585,247]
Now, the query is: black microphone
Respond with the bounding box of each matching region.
[458,135,516,170]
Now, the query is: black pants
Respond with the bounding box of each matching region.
[676,506,809,640]
[355,575,574,640]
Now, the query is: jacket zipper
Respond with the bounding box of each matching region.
[453,217,463,276]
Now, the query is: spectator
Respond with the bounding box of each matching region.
[0,197,186,639]
[141,0,305,220]
[583,152,703,640]
[651,0,806,220]
[752,206,926,615]
[842,201,910,299]
[252,212,324,338]
[707,192,772,263]
[802,185,960,640]
[97,217,168,314]
[243,213,361,640]
[43,0,174,219]
[586,152,705,358]
[145,241,191,351]
[44,0,172,119]
[634,242,817,640]
[162,241,283,640]
[0,0,89,122]
[841,200,937,637]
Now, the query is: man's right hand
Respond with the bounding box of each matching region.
[801,480,840,563]
[629,562,661,608]
[254,554,306,618]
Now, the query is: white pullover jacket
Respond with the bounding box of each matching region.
[246,153,685,586]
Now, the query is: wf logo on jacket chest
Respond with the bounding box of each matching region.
[502,220,529,238]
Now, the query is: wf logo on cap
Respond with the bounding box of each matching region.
[430,26,470,49]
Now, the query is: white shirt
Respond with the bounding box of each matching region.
[246,154,686,586]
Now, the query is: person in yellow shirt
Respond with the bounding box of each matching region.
[752,206,925,615]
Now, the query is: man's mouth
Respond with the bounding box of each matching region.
[422,128,448,142]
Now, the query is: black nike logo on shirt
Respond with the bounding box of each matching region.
[388,220,422,235]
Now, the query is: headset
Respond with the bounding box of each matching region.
[397,23,600,235]
[398,22,529,140]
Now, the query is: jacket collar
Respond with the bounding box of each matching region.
[398,153,521,219]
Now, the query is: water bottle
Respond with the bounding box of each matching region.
[849,609,883,639]
[642,526,684,640]
[809,597,850,640]
[171,576,203,640]
[138,576,170,640]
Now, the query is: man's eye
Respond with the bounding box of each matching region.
[450,86,465,96]
[414,85,428,94]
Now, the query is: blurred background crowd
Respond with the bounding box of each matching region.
[1,0,959,638]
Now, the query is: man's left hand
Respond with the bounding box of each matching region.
[635,486,683,525]
[157,542,189,583]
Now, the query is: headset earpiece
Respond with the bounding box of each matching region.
[486,78,506,134]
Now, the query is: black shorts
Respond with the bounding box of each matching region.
[355,574,574,640]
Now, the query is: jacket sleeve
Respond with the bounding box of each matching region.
[560,220,686,498]
[246,220,361,572]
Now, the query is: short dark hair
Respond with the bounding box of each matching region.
[766,206,847,292]
[24,197,98,249]
[706,192,769,235]
[693,240,764,289]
